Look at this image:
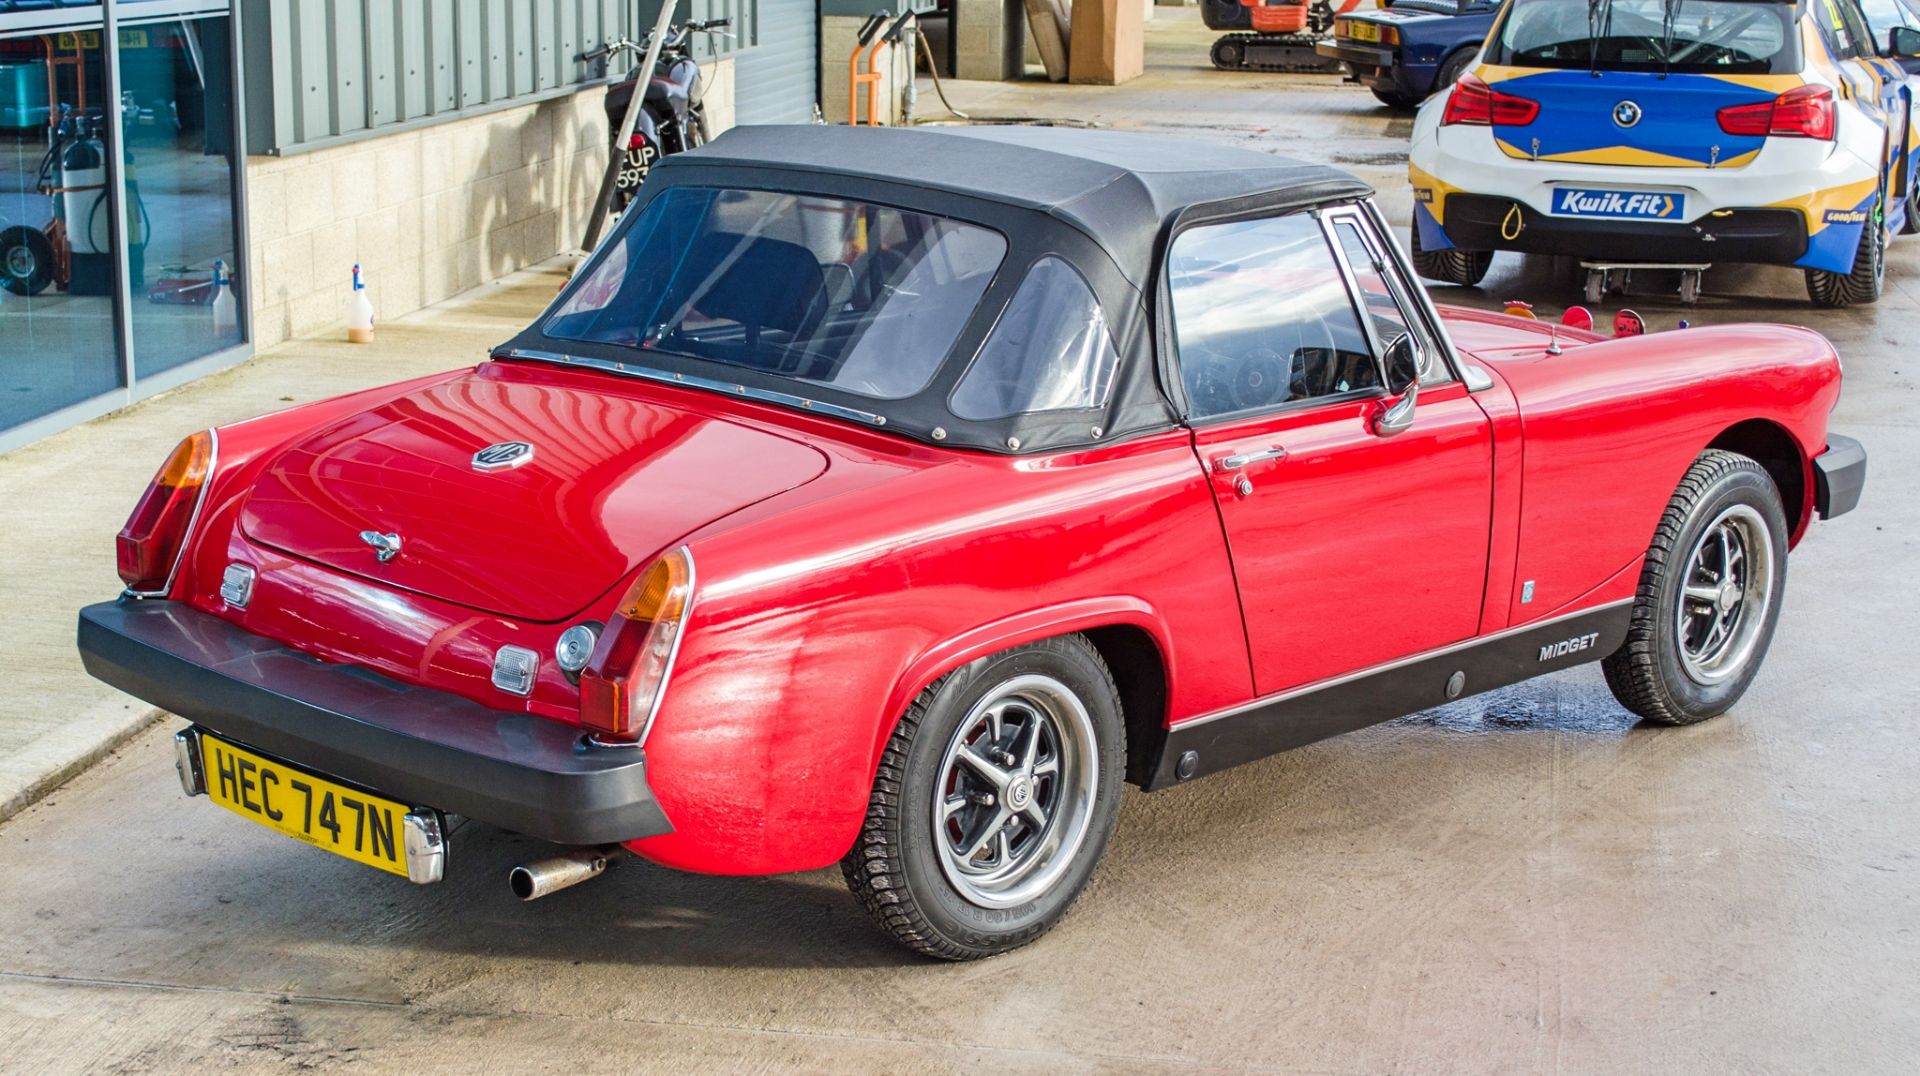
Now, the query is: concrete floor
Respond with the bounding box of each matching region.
[3,9,1918,1073]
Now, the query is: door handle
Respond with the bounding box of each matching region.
[1213,446,1287,472]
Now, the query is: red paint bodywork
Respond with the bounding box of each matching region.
[157,305,1842,876]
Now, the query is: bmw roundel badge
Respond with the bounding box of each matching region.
[472,440,535,472]
[1612,100,1643,129]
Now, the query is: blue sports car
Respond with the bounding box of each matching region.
[1317,0,1501,109]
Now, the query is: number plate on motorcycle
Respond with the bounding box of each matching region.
[199,732,411,877]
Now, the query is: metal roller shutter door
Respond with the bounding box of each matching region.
[731,0,816,124]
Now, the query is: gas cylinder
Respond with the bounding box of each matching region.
[59,130,107,255]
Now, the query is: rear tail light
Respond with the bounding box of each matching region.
[1717,84,1835,140]
[1441,74,1539,127]
[627,130,654,152]
[579,547,696,744]
[116,430,215,593]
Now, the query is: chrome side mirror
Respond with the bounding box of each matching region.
[1375,332,1420,437]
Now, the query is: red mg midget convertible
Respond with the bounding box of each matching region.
[80,127,1865,959]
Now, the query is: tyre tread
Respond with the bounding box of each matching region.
[839,634,1120,961]
[1602,449,1776,725]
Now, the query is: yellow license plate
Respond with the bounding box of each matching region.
[200,732,410,877]
[1349,21,1381,42]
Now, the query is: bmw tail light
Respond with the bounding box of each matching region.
[579,547,695,743]
[1441,74,1539,127]
[116,430,215,593]
[1717,85,1835,140]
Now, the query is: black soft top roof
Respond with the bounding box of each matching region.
[667,125,1373,287]
[507,126,1377,455]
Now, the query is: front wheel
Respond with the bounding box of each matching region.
[1603,450,1788,725]
[0,225,55,296]
[841,635,1125,960]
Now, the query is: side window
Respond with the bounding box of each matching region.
[1819,0,1865,56]
[1168,213,1380,421]
[1328,218,1450,385]
[950,257,1121,420]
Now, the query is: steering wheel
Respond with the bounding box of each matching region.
[1228,346,1290,411]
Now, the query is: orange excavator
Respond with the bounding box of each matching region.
[1206,0,1366,72]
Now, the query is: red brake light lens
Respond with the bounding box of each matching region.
[579,547,696,743]
[1441,74,1539,127]
[1717,85,1834,140]
[116,431,215,592]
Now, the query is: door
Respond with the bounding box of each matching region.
[730,0,819,123]
[1168,207,1494,697]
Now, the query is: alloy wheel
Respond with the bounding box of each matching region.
[932,674,1098,909]
[1675,504,1774,685]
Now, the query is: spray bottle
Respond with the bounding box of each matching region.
[211,259,237,335]
[347,263,374,343]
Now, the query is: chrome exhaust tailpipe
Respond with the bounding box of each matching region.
[509,845,626,901]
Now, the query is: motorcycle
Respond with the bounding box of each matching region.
[578,18,733,214]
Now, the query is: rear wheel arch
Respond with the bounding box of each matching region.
[1080,625,1170,788]
[872,606,1175,789]
[1707,419,1809,538]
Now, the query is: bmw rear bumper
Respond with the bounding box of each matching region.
[1814,434,1866,520]
[77,599,672,846]
[1435,193,1809,264]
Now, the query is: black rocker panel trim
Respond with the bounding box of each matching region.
[1146,600,1633,789]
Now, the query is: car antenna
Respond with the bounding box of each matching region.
[1546,322,1563,356]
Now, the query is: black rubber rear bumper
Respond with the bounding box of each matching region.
[1814,434,1866,519]
[1317,41,1396,68]
[1316,41,1407,92]
[77,600,672,846]
[1440,193,1809,264]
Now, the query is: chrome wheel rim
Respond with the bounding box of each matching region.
[1675,504,1773,686]
[932,674,1098,910]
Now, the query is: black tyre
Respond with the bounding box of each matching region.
[1409,217,1492,287]
[1371,87,1420,110]
[1805,192,1885,307]
[1901,161,1920,236]
[1430,46,1477,96]
[841,635,1125,960]
[1603,450,1789,725]
[0,225,54,297]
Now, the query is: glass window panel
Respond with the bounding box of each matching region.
[0,19,123,431]
[124,14,242,377]
[1168,213,1379,420]
[950,256,1119,420]
[547,187,1007,400]
[1329,219,1448,385]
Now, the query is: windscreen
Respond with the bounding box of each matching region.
[545,187,1008,400]
[1490,0,1799,73]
